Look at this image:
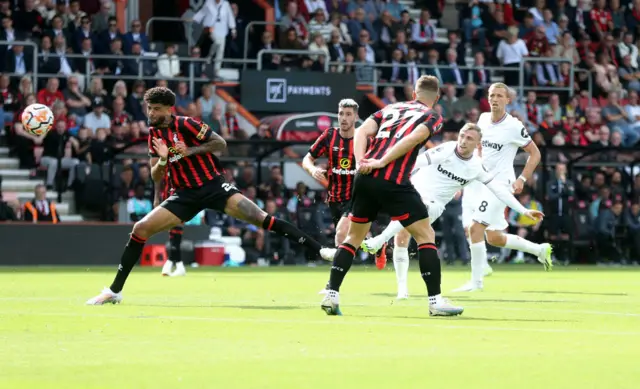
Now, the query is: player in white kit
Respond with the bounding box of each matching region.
[360,123,544,299]
[454,83,553,292]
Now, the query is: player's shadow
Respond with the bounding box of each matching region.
[451,297,565,304]
[133,304,303,311]
[352,314,575,323]
[522,291,629,296]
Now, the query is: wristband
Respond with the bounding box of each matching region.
[158,158,167,166]
[518,175,527,183]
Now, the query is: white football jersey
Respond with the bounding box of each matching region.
[411,141,493,205]
[476,112,532,183]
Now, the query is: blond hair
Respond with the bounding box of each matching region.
[460,123,482,139]
[415,75,440,99]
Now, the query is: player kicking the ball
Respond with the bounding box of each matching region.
[320,75,464,317]
[359,124,544,299]
[87,87,327,305]
[455,83,553,293]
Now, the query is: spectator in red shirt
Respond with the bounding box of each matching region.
[566,127,589,146]
[589,0,613,40]
[37,78,64,108]
[525,25,550,58]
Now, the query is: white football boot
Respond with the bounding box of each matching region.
[161,259,174,276]
[86,287,123,305]
[320,290,342,316]
[170,262,186,277]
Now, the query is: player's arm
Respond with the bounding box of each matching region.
[378,123,430,167]
[354,118,379,163]
[303,129,329,181]
[413,143,452,170]
[479,171,542,220]
[182,117,227,155]
[153,181,163,208]
[149,131,168,183]
[518,139,541,183]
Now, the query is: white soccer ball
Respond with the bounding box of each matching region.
[21,103,54,137]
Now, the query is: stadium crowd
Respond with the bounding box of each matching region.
[0,0,639,265]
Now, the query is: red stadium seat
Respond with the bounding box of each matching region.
[140,244,167,267]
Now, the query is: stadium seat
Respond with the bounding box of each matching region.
[140,244,168,267]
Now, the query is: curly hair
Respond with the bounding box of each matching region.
[144,87,176,107]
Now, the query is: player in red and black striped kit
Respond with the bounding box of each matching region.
[154,173,187,277]
[319,76,464,316]
[303,99,358,247]
[88,87,327,305]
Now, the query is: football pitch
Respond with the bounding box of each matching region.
[0,265,638,389]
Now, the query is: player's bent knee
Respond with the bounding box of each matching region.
[405,220,434,244]
[469,221,487,242]
[394,229,411,248]
[132,220,153,239]
[485,230,506,247]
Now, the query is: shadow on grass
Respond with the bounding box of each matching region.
[522,291,628,296]
[352,314,575,323]
[133,303,304,311]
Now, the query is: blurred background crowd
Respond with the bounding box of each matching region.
[0,0,639,267]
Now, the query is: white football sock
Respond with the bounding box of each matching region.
[429,294,444,305]
[371,221,404,249]
[504,234,541,256]
[393,246,409,291]
[470,241,487,285]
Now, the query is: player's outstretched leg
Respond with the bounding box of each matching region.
[223,193,324,254]
[405,219,463,316]
[162,225,186,277]
[464,226,493,277]
[393,229,411,300]
[321,219,372,315]
[487,231,553,271]
[362,220,403,254]
[87,207,182,305]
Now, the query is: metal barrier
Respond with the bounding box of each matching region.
[519,57,575,102]
[0,40,39,87]
[242,21,288,70]
[145,17,194,48]
[257,49,330,73]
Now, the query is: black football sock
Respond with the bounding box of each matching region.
[262,215,322,252]
[328,243,356,292]
[417,243,441,297]
[110,233,147,293]
[169,226,183,264]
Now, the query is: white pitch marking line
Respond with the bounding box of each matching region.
[1,310,639,337]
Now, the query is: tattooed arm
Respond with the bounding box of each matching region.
[181,132,227,156]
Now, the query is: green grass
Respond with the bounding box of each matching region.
[0,265,639,389]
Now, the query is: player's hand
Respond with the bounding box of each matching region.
[453,191,462,200]
[312,167,327,181]
[512,177,525,194]
[174,141,189,156]
[152,138,169,159]
[523,209,544,222]
[359,158,385,173]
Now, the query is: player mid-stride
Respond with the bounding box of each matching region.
[87,87,327,305]
[358,124,544,299]
[319,75,464,317]
[456,83,553,292]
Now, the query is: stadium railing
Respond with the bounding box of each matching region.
[257,49,331,72]
[327,57,588,100]
[242,21,289,70]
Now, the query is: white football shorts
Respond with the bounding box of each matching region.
[410,170,446,224]
[461,180,509,231]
